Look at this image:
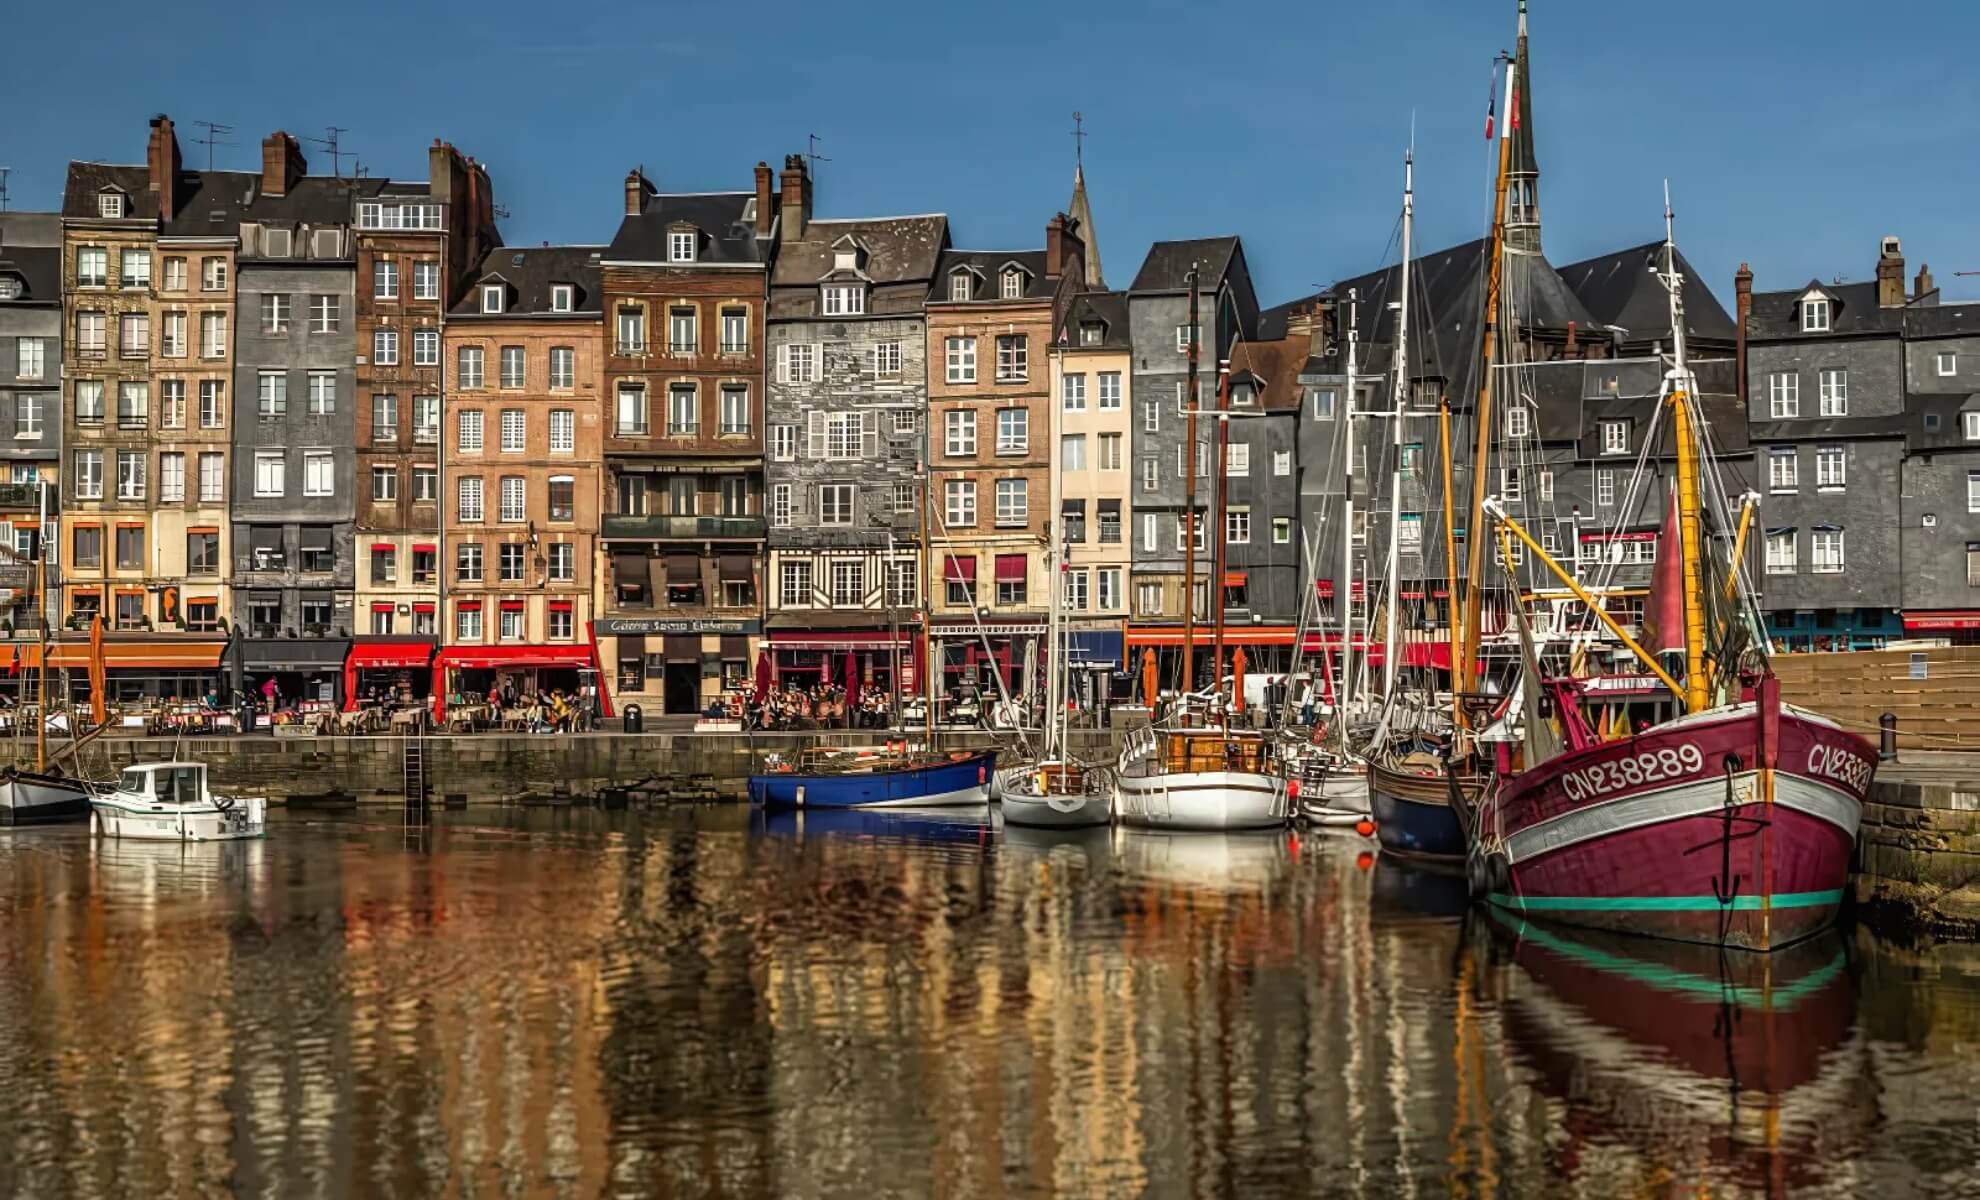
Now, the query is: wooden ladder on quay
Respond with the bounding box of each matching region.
[402,718,431,818]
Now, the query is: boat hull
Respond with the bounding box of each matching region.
[90,794,267,841]
[1368,761,1474,860]
[1293,768,1370,825]
[1114,769,1287,830]
[0,770,94,825]
[1001,791,1111,828]
[748,750,996,810]
[1477,703,1872,949]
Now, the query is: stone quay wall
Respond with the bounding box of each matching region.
[1856,776,1980,937]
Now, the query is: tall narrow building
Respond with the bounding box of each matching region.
[0,211,62,641]
[1052,289,1131,702]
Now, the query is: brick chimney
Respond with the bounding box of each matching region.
[1734,262,1753,407]
[1876,235,1905,307]
[260,131,306,197]
[753,162,774,236]
[146,114,181,219]
[1916,262,1937,303]
[1045,212,1084,283]
[623,168,650,218]
[778,154,810,240]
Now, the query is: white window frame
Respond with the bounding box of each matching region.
[549,409,574,453]
[1505,405,1531,439]
[1815,446,1846,491]
[500,408,526,452]
[1225,506,1250,545]
[372,328,398,366]
[668,230,696,263]
[480,285,504,315]
[457,346,484,390]
[458,409,484,452]
[1061,433,1087,471]
[995,407,1027,454]
[1768,448,1797,492]
[303,451,335,497]
[550,284,574,313]
[413,261,440,301]
[500,476,525,522]
[198,452,224,502]
[1802,298,1831,333]
[1596,468,1616,507]
[945,336,977,384]
[817,483,855,527]
[307,370,336,415]
[945,480,976,528]
[1765,531,1796,575]
[310,294,339,333]
[499,346,525,389]
[944,410,976,457]
[820,284,865,316]
[1967,470,1980,514]
[1818,368,1848,416]
[771,483,793,528]
[253,451,285,498]
[1601,420,1629,455]
[1062,373,1086,411]
[1768,372,1799,419]
[994,478,1027,527]
[458,476,484,522]
[1099,371,1122,410]
[1938,351,1958,378]
[1964,411,1980,442]
[373,260,399,300]
[995,334,1027,382]
[1811,529,1845,574]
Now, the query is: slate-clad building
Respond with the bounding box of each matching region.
[764,156,947,695]
[1896,291,1980,633]
[598,166,775,715]
[0,212,62,638]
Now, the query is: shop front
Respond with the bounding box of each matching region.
[1125,623,1300,699]
[432,640,613,722]
[1063,626,1128,708]
[1769,607,1898,652]
[22,635,230,712]
[597,617,758,717]
[234,635,350,713]
[931,620,1046,725]
[764,626,923,700]
[1900,610,1980,646]
[343,637,438,711]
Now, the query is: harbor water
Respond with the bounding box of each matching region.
[2,805,1978,1197]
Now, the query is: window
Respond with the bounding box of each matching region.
[890,482,915,513]
[499,477,525,522]
[1768,372,1799,418]
[1094,568,1121,611]
[1815,446,1846,490]
[117,381,149,429]
[1273,516,1292,545]
[253,451,285,497]
[113,592,145,631]
[458,409,484,452]
[303,452,334,497]
[118,312,148,356]
[818,484,854,526]
[153,310,186,357]
[1500,467,1522,502]
[668,385,698,435]
[1142,457,1158,491]
[828,560,865,607]
[410,394,437,443]
[871,341,901,375]
[820,284,865,316]
[1968,471,1980,514]
[458,476,484,522]
[260,292,290,333]
[1802,298,1830,332]
[891,410,917,437]
[1134,580,1163,616]
[1766,531,1796,575]
[770,424,797,461]
[1001,270,1025,299]
[1938,351,1958,378]
[370,394,398,442]
[13,337,42,380]
[719,385,749,435]
[771,483,793,527]
[1538,469,1555,502]
[1601,420,1629,455]
[996,407,1028,454]
[997,557,1028,606]
[158,379,185,428]
[413,261,439,300]
[413,328,439,366]
[995,335,1027,382]
[1506,405,1531,439]
[617,306,646,353]
[310,294,339,333]
[546,346,575,389]
[669,307,697,354]
[490,346,522,390]
[1596,468,1616,506]
[1141,512,1160,552]
[159,452,185,502]
[75,311,106,354]
[498,408,525,452]
[458,542,485,583]
[886,560,917,609]
[1096,372,1122,411]
[196,310,224,358]
[1965,411,1980,441]
[1175,513,1206,553]
[995,478,1027,526]
[540,408,572,454]
[779,342,816,383]
[1226,443,1250,476]
[945,480,976,527]
[716,307,748,355]
[71,525,101,569]
[115,527,144,571]
[948,272,972,302]
[97,192,124,219]
[456,346,484,390]
[1812,529,1845,573]
[614,384,649,436]
[303,370,335,416]
[192,381,221,430]
[372,328,398,365]
[119,249,150,289]
[546,475,575,523]
[186,530,218,576]
[1312,388,1338,420]
[499,542,525,582]
[1226,507,1250,544]
[115,451,145,500]
[1062,433,1087,471]
[15,392,41,438]
[163,257,186,290]
[1062,373,1087,411]
[1100,432,1123,470]
[198,453,223,502]
[373,260,399,299]
[76,247,107,287]
[1175,324,1193,353]
[946,336,977,383]
[944,411,976,456]
[413,467,438,503]
[1097,503,1121,544]
[669,229,696,263]
[456,604,483,642]
[617,474,648,516]
[1143,400,1160,433]
[480,285,505,314]
[372,466,398,501]
[1819,368,1848,416]
[780,560,812,606]
[547,542,574,582]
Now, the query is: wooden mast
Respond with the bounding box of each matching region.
[1662,191,1710,714]
[1212,359,1231,723]
[1453,52,1518,743]
[920,458,936,746]
[1180,268,1201,720]
[33,480,46,772]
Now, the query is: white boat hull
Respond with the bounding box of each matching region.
[1001,790,1111,828]
[91,794,267,841]
[0,773,95,824]
[1296,770,1371,825]
[1113,770,1288,830]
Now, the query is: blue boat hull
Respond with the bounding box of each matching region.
[748,750,997,810]
[1368,773,1468,860]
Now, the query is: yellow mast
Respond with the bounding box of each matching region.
[1438,398,1459,703]
[1661,193,1710,715]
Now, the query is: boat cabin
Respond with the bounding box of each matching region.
[116,762,211,805]
[1159,731,1273,774]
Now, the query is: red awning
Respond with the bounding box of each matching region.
[1904,611,1980,631]
[944,555,976,583]
[348,641,437,670]
[435,645,599,671]
[1223,571,1247,588]
[994,554,1027,583]
[1128,625,1298,647]
[412,543,437,553]
[770,631,915,650]
[1313,580,1366,598]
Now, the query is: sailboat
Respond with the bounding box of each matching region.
[1465,199,1873,950]
[0,489,98,825]
[1115,270,1289,831]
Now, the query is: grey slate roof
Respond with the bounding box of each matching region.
[929,249,1052,303]
[1904,303,1980,339]
[1554,241,1736,346]
[1904,391,1980,452]
[1129,236,1241,293]
[770,215,948,320]
[450,246,605,317]
[1745,279,1899,340]
[605,191,768,266]
[1057,290,1130,350]
[62,163,156,220]
[0,212,61,248]
[0,245,60,305]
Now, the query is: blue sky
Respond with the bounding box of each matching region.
[8,0,1976,308]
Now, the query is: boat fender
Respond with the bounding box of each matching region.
[1466,849,1512,899]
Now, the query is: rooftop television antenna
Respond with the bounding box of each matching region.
[192,121,235,171]
[304,127,352,177]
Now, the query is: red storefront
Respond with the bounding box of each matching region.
[765,627,924,694]
[342,637,438,710]
[431,637,614,720]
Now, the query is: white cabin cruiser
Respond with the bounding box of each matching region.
[90,762,267,841]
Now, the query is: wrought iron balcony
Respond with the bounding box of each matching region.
[601,513,765,540]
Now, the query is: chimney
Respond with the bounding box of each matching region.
[778,154,810,240]
[260,131,306,197]
[623,168,649,218]
[753,162,774,236]
[428,139,458,203]
[1734,262,1753,407]
[1876,235,1905,307]
[1045,212,1083,283]
[1565,320,1578,354]
[1915,262,1937,304]
[147,114,181,219]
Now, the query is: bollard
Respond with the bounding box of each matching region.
[623,703,643,734]
[1879,712,1897,761]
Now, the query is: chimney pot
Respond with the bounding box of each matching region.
[778,155,810,240]
[1877,235,1906,307]
[753,162,774,236]
[624,169,647,217]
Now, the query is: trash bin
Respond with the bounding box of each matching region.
[238,700,258,736]
[624,703,643,734]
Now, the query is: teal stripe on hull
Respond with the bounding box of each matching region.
[1487,888,1844,913]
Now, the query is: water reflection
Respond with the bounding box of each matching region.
[0,811,1977,1196]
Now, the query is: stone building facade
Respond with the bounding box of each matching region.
[0,211,62,635]
[1052,290,1132,693]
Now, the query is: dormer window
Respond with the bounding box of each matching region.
[481,285,505,314]
[1232,383,1257,407]
[550,284,574,313]
[833,247,858,272]
[0,275,20,301]
[668,230,696,263]
[264,228,292,258]
[1080,322,1103,346]
[1802,297,1831,333]
[821,284,865,316]
[1001,270,1025,299]
[949,272,972,302]
[98,191,124,219]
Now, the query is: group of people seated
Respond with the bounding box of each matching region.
[739,685,895,731]
[476,682,588,733]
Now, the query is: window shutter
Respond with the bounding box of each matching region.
[775,345,788,384]
[812,345,822,382]
[806,411,826,459]
[862,411,880,457]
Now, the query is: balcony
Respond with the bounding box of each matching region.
[602,514,765,540]
[0,484,54,510]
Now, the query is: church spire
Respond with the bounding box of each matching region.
[1505,0,1543,253]
[1068,112,1103,288]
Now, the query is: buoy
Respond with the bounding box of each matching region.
[1355,851,1375,871]
[1354,819,1376,838]
[1287,778,1302,800]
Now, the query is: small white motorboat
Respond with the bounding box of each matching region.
[90,761,267,841]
